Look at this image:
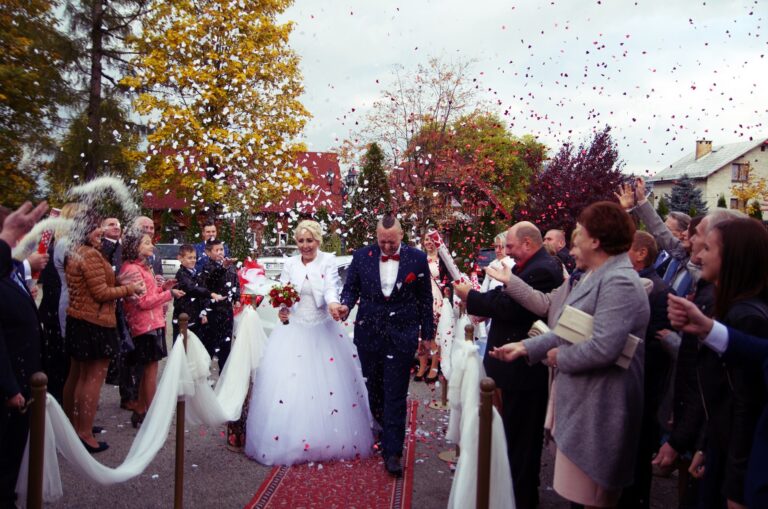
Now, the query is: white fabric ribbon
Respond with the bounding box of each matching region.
[446,339,515,509]
[15,308,268,506]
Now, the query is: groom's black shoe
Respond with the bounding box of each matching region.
[384,455,403,477]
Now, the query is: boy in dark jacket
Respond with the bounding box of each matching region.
[200,239,239,371]
[172,244,223,342]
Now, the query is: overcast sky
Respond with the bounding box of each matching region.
[282,0,766,175]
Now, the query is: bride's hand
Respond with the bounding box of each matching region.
[328,302,342,321]
[278,307,290,322]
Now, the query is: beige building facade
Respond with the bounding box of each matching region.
[648,138,768,212]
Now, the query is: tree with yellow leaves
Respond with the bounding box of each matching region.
[730,163,768,213]
[122,0,310,214]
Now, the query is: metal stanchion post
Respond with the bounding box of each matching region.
[477,377,495,509]
[174,313,189,509]
[27,372,48,509]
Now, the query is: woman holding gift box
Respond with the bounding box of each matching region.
[490,201,649,508]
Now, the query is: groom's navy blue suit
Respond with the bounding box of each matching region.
[341,243,434,459]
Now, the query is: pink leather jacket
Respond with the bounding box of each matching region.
[120,260,172,338]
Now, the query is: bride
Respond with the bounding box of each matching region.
[245,220,374,465]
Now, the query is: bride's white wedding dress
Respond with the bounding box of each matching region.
[244,276,374,465]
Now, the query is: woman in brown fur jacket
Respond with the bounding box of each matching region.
[64,214,144,453]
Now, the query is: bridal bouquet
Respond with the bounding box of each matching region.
[269,283,300,324]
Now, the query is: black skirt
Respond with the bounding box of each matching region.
[129,328,168,364]
[66,316,119,361]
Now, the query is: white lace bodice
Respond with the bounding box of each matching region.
[291,276,330,326]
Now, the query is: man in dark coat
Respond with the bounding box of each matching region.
[339,215,434,478]
[544,228,575,274]
[621,231,674,508]
[0,201,47,507]
[455,221,563,509]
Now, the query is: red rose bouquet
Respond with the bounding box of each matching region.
[269,283,301,324]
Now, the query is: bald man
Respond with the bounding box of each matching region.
[544,228,575,274]
[455,221,564,509]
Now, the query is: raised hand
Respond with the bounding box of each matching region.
[488,342,528,362]
[667,294,714,337]
[27,252,50,273]
[614,182,635,210]
[483,265,509,285]
[0,201,49,246]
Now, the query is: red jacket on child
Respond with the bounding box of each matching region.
[120,260,172,338]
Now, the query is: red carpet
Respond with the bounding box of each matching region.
[245,400,418,509]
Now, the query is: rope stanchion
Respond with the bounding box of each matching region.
[27,372,48,509]
[174,313,189,509]
[477,377,495,509]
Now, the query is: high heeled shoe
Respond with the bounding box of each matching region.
[80,438,109,453]
[413,369,427,382]
[131,411,146,429]
[425,368,440,384]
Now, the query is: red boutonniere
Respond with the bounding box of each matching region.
[405,272,417,284]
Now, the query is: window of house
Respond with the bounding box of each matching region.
[730,198,741,209]
[731,163,748,182]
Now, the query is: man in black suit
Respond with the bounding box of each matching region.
[544,228,576,274]
[455,221,563,509]
[0,201,48,507]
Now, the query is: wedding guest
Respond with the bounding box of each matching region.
[490,201,649,508]
[544,228,575,274]
[65,212,144,452]
[478,232,515,293]
[414,232,447,383]
[194,221,230,273]
[200,239,240,371]
[686,217,768,509]
[0,201,48,507]
[454,221,563,509]
[617,179,694,297]
[619,231,674,509]
[667,294,768,509]
[120,230,180,427]
[38,210,66,403]
[172,244,222,341]
[55,203,86,418]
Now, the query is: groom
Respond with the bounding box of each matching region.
[338,214,434,477]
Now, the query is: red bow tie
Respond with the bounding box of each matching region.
[381,254,400,262]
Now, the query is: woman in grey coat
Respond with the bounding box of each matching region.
[491,201,650,508]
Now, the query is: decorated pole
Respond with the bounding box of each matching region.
[174,314,189,509]
[477,377,496,509]
[27,372,48,509]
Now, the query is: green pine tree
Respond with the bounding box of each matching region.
[230,213,252,259]
[717,194,727,208]
[184,212,201,243]
[665,175,708,216]
[656,197,670,220]
[159,209,175,242]
[344,143,391,252]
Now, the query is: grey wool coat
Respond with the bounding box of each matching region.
[522,253,650,490]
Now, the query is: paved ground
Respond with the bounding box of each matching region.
[40,307,676,508]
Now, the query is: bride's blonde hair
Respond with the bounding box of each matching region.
[294,220,323,245]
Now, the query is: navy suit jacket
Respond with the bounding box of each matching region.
[723,326,768,509]
[340,243,434,355]
[0,240,42,400]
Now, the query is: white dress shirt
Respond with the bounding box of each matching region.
[702,320,729,355]
[379,246,401,298]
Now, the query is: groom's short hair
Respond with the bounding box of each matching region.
[377,214,402,232]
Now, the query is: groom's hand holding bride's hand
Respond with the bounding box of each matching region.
[328,302,343,321]
[336,304,350,321]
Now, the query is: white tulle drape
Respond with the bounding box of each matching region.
[14,306,267,507]
[446,339,515,509]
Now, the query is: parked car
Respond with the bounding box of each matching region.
[155,243,182,279]
[475,247,497,269]
[255,254,355,336]
[259,245,299,279]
